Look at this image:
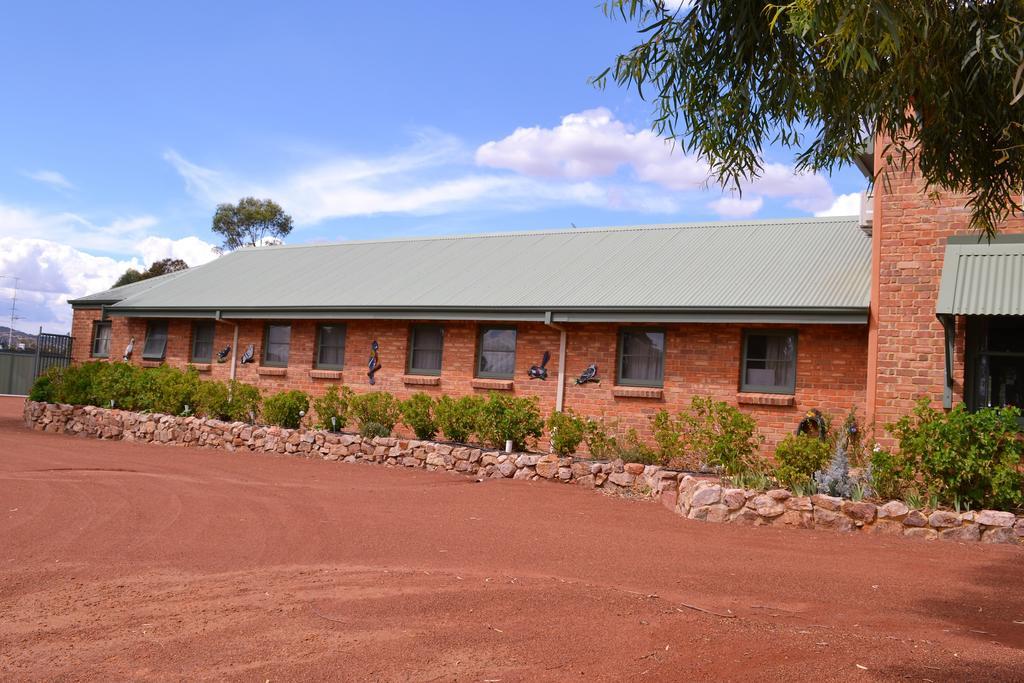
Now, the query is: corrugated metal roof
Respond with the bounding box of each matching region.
[95,217,870,321]
[937,237,1024,316]
[68,268,193,305]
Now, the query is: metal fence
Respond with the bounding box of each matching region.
[0,331,73,396]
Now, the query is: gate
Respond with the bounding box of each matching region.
[0,331,73,396]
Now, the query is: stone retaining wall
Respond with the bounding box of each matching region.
[23,401,1024,546]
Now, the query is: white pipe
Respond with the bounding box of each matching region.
[544,312,568,412]
[214,311,239,382]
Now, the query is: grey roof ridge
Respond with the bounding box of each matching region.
[241,215,862,252]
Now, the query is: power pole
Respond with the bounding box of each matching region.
[0,275,20,349]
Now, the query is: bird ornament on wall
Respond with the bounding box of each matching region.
[122,337,135,362]
[796,409,827,440]
[240,343,255,364]
[528,350,550,380]
[367,340,381,385]
[575,363,600,385]
[216,345,231,363]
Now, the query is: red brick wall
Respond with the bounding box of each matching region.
[867,146,1024,435]
[70,309,867,450]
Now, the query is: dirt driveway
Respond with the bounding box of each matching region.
[1,396,1022,681]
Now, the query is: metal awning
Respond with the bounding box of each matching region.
[936,235,1024,408]
[937,236,1024,316]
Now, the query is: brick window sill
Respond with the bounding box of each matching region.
[191,363,212,373]
[257,366,287,376]
[471,378,514,391]
[611,385,663,399]
[403,375,440,386]
[737,392,795,407]
[140,359,164,368]
[310,369,343,380]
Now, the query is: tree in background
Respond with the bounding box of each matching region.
[211,197,293,251]
[595,1,1024,236]
[113,258,189,288]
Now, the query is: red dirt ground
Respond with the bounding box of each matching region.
[1,397,1023,681]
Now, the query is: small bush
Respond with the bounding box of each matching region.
[583,418,619,459]
[616,428,659,465]
[886,399,1024,510]
[774,434,832,490]
[678,397,765,475]
[313,385,353,431]
[399,392,438,440]
[434,394,483,443]
[349,391,401,437]
[194,380,231,419]
[134,366,201,415]
[226,380,261,423]
[263,390,310,429]
[93,362,143,411]
[547,409,587,456]
[28,369,58,402]
[53,361,105,406]
[650,409,689,467]
[475,392,544,451]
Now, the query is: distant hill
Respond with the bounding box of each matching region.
[0,326,37,351]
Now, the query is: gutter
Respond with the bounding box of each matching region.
[544,312,567,412]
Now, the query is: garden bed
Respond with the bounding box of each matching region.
[23,400,1024,546]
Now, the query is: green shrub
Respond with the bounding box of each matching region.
[650,409,689,467]
[399,392,438,440]
[263,390,310,429]
[349,391,401,437]
[867,447,912,500]
[313,385,353,431]
[885,399,1024,510]
[547,409,587,456]
[774,434,832,490]
[226,380,261,423]
[92,362,143,411]
[53,361,105,406]
[434,394,483,443]
[583,417,619,459]
[616,427,659,465]
[134,365,201,415]
[678,397,765,475]
[194,380,231,419]
[28,368,58,402]
[475,392,544,451]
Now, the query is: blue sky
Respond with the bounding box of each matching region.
[0,1,865,333]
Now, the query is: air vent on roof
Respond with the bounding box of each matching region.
[859,189,873,236]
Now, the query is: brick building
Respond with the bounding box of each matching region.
[67,149,1024,449]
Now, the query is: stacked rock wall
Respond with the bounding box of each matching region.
[23,401,1024,546]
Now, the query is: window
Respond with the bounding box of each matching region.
[142,321,168,360]
[316,324,346,369]
[966,316,1024,421]
[191,321,215,363]
[476,326,516,379]
[741,330,797,394]
[408,324,443,375]
[263,323,291,366]
[617,328,665,386]
[91,321,112,358]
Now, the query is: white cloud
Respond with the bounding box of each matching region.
[708,195,764,218]
[22,169,75,190]
[136,235,218,267]
[165,127,678,223]
[0,201,219,333]
[815,192,862,217]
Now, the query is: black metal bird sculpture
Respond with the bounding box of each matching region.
[528,350,550,380]
[122,337,135,362]
[796,409,827,440]
[575,363,600,385]
[216,345,231,363]
[367,340,381,385]
[240,343,255,364]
